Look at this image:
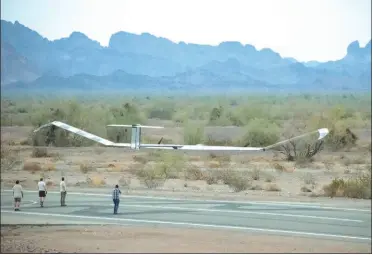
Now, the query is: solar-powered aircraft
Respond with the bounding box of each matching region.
[33,121,329,152]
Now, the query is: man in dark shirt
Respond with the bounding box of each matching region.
[112,185,121,214]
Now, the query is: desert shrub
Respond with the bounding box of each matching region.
[118,176,131,187]
[265,183,281,191]
[148,108,174,120]
[271,162,287,173]
[44,163,56,171]
[323,178,345,197]
[209,106,224,123]
[137,164,166,189]
[137,152,185,179]
[1,144,20,171]
[215,169,233,184]
[301,186,312,192]
[280,140,325,162]
[156,161,180,179]
[87,176,106,187]
[208,161,221,168]
[323,172,371,199]
[19,139,30,145]
[204,135,235,146]
[184,165,205,180]
[31,148,50,158]
[133,155,148,164]
[307,106,361,151]
[183,122,205,145]
[80,163,95,173]
[215,169,250,192]
[23,162,42,171]
[203,170,220,185]
[303,173,316,185]
[250,184,263,190]
[239,118,280,147]
[227,174,251,192]
[251,167,261,180]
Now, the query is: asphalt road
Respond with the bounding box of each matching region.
[1,189,371,243]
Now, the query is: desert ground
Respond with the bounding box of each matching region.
[1,225,371,253]
[1,121,372,253]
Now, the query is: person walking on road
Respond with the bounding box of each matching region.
[38,178,47,207]
[12,180,23,211]
[112,184,121,214]
[60,177,67,206]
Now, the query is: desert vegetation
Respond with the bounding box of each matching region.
[1,93,371,199]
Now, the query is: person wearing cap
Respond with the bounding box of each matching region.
[12,180,23,211]
[112,184,121,214]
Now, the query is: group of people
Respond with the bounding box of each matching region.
[12,178,122,214]
[12,177,67,210]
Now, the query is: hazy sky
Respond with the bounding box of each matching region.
[1,0,371,62]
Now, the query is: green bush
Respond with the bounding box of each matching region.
[183,122,205,145]
[239,118,281,147]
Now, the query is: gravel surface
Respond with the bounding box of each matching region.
[1,225,371,253]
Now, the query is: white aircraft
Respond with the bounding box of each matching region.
[33,121,330,152]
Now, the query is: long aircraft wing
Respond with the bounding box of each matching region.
[139,127,329,151]
[33,121,329,151]
[33,121,131,147]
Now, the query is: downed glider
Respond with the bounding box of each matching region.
[33,121,329,152]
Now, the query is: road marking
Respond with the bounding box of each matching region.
[2,190,371,212]
[57,201,363,223]
[1,210,370,241]
[1,200,37,209]
[119,204,363,222]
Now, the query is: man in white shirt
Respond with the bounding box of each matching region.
[37,178,47,207]
[60,177,67,206]
[12,180,23,211]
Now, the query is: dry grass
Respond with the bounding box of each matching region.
[80,163,96,173]
[265,183,281,192]
[184,165,205,181]
[227,174,251,192]
[208,161,221,168]
[1,144,20,171]
[23,162,42,172]
[87,176,106,187]
[133,155,149,165]
[303,173,316,185]
[271,162,288,173]
[203,170,220,185]
[323,172,371,199]
[44,162,56,171]
[118,176,131,187]
[250,167,261,180]
[136,164,166,189]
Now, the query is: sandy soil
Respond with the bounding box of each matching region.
[1,225,371,253]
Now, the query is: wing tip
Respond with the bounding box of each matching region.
[317,128,329,140]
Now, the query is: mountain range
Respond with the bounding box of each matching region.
[1,20,371,94]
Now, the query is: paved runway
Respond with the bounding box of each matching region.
[1,189,371,243]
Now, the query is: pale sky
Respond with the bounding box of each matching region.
[1,0,371,62]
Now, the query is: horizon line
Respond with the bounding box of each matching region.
[1,19,372,64]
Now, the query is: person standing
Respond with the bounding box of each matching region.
[38,178,47,207]
[12,180,23,211]
[60,177,67,206]
[112,185,121,214]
